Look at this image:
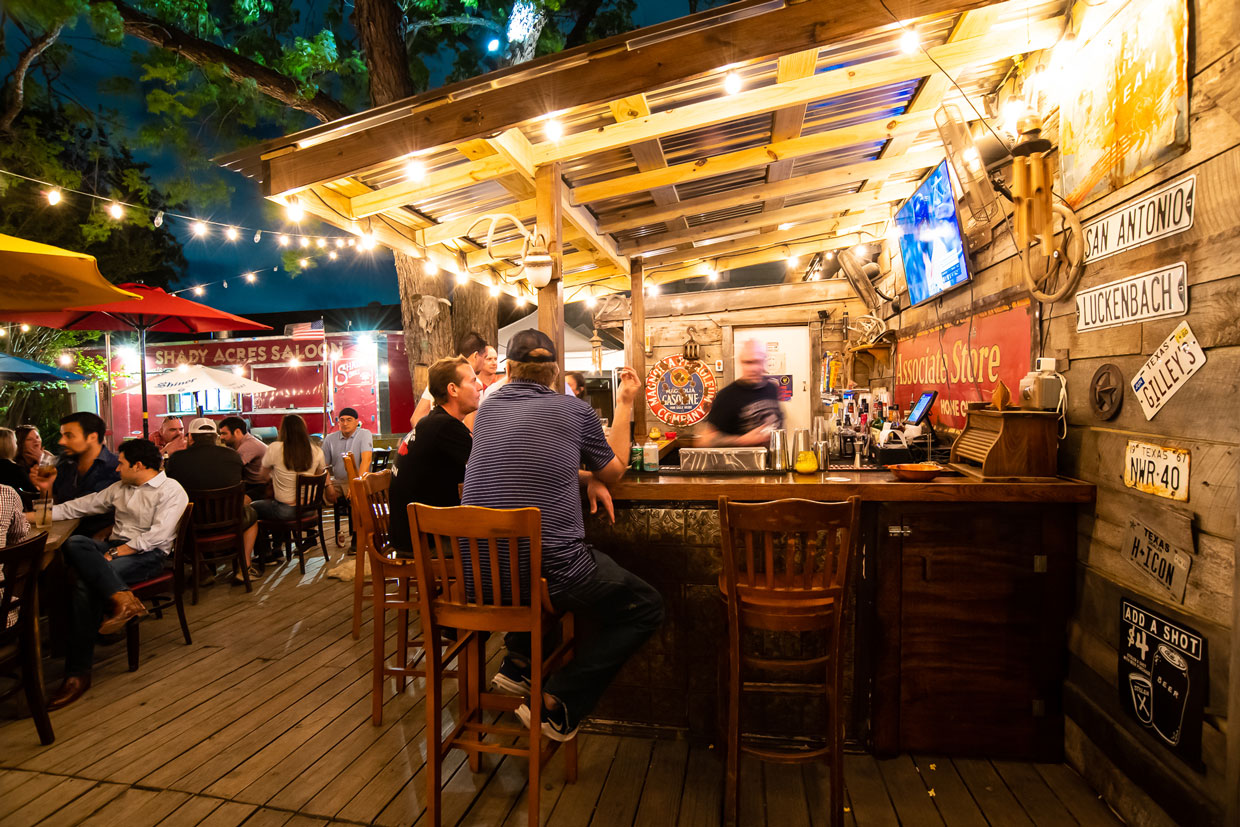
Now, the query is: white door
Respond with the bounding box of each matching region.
[733,326,811,433]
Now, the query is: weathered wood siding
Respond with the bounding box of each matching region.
[890,2,1239,822]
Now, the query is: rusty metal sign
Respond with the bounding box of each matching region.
[1121,515,1193,602]
[1124,439,1190,501]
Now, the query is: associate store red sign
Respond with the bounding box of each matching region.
[893,302,1032,429]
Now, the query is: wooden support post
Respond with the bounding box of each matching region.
[535,163,566,393]
[629,260,647,440]
[1228,460,1240,825]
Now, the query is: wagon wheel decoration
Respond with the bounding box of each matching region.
[1089,363,1124,420]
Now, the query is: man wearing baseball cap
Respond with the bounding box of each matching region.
[321,406,374,550]
[461,328,662,742]
[165,418,261,583]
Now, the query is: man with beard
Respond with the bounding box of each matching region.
[35,412,120,537]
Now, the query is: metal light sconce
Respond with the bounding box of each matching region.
[463,213,555,289]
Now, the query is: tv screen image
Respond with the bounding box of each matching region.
[894,160,972,306]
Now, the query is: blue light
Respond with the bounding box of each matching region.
[487,39,500,53]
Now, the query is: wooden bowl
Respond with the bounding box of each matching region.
[887,463,945,482]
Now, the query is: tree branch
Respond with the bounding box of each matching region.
[407,15,505,42]
[102,0,352,123]
[0,22,65,134]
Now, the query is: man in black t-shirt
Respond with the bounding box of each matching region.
[387,356,481,554]
[698,338,785,446]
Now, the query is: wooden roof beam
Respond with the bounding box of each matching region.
[536,18,1060,166]
[560,194,631,276]
[252,0,1016,194]
[609,94,690,232]
[639,233,875,285]
[421,199,538,247]
[348,154,513,218]
[598,149,941,233]
[618,183,916,254]
[763,48,821,215]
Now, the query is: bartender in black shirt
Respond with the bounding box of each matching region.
[697,338,785,447]
[387,356,482,554]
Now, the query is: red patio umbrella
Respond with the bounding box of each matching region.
[0,283,270,437]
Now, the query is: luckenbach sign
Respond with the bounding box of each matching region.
[1076,263,1188,332]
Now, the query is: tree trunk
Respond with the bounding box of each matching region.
[451,281,501,352]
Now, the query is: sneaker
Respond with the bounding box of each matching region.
[491,656,531,696]
[231,565,263,586]
[515,701,578,742]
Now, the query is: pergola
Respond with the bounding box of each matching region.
[218,0,1065,373]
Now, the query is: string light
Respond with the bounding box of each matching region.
[454,270,469,285]
[328,250,338,260]
[706,267,719,283]
[253,230,262,243]
[347,238,356,248]
[285,199,304,222]
[406,160,426,181]
[288,357,301,367]
[45,188,61,205]
[244,272,257,283]
[335,238,345,249]
[488,282,501,297]
[225,226,239,241]
[544,118,563,142]
[0,328,7,337]
[298,258,309,268]
[278,234,290,246]
[723,72,743,96]
[193,286,205,296]
[108,202,124,220]
[191,221,208,237]
[423,260,437,276]
[232,366,245,376]
[585,293,597,307]
[315,238,327,248]
[360,232,376,250]
[58,353,73,366]
[299,237,310,248]
[900,29,920,54]
[20,324,30,332]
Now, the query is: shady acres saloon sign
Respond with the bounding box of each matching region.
[646,355,717,427]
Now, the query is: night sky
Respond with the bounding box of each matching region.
[46,2,701,318]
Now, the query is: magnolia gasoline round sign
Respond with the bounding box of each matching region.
[645,355,717,426]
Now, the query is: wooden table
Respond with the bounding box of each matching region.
[35,518,81,558]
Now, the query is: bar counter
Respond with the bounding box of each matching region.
[584,470,1095,762]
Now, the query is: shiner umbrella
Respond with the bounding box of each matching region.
[0,283,270,437]
[0,233,142,311]
[0,352,88,382]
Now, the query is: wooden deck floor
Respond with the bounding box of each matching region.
[0,531,1123,826]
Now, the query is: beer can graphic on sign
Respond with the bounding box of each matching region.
[1151,644,1190,746]
[1127,673,1153,724]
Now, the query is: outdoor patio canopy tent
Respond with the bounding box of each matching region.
[217,0,1065,377]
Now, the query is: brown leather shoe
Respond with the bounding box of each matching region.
[48,674,91,710]
[98,590,149,635]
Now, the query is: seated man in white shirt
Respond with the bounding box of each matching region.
[29,438,189,710]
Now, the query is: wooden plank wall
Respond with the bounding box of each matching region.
[887,1,1239,822]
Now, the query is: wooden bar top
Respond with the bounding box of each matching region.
[610,470,1095,504]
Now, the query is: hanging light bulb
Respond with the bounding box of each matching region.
[45,188,62,206]
[900,29,920,54]
[544,118,563,142]
[222,280,229,289]
[584,293,597,307]
[706,268,719,283]
[153,210,164,227]
[489,282,501,297]
[225,226,239,241]
[58,353,73,366]
[516,293,528,306]
[406,160,426,181]
[328,250,338,260]
[299,237,310,248]
[335,238,345,249]
[19,324,30,332]
[191,221,208,237]
[315,238,327,248]
[454,269,469,285]
[645,283,659,297]
[232,366,245,376]
[108,202,124,220]
[347,238,356,247]
[360,232,376,250]
[286,198,304,222]
[787,254,799,266]
[0,328,8,337]
[423,260,437,276]
[193,286,205,296]
[297,258,309,268]
[254,230,262,243]
[288,357,301,367]
[278,234,290,246]
[245,272,257,283]
[723,72,743,96]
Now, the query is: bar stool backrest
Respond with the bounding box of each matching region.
[188,483,246,538]
[408,504,546,634]
[718,496,859,621]
[356,470,391,553]
[0,531,49,644]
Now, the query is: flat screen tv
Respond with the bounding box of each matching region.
[894,159,972,307]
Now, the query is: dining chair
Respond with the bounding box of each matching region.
[186,483,249,602]
[258,471,329,574]
[0,531,53,744]
[126,503,194,672]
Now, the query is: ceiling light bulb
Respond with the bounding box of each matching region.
[516,294,528,306]
[852,244,867,257]
[46,189,61,205]
[406,160,426,181]
[645,283,659,296]
[347,238,356,247]
[225,226,239,241]
[286,199,304,222]
[424,260,437,276]
[900,30,920,54]
[233,366,245,376]
[707,269,719,282]
[278,234,290,246]
[723,72,743,96]
[360,232,376,250]
[191,221,208,237]
[245,272,257,283]
[544,118,563,142]
[489,283,501,297]
[585,294,597,307]
[787,255,799,266]
[108,202,124,220]
[826,251,835,260]
[288,357,301,367]
[454,270,469,285]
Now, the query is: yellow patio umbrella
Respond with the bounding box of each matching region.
[0,233,142,311]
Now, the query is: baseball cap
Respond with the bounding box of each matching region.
[505,329,557,363]
[188,418,217,434]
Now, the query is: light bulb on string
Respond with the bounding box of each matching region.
[253,230,262,243]
[299,237,310,248]
[0,328,7,337]
[191,221,208,237]
[723,72,743,96]
[153,210,164,227]
[46,188,61,205]
[19,324,30,332]
[285,199,304,222]
[298,258,309,268]
[328,251,338,260]
[360,232,376,250]
[406,160,426,181]
[315,238,326,249]
[706,267,719,283]
[108,202,124,220]
[423,260,437,276]
[454,270,469,285]
[245,272,257,283]
[335,238,345,249]
[900,29,920,54]
[58,353,73,366]
[225,226,239,241]
[278,234,290,246]
[489,282,501,297]
[193,286,205,296]
[347,238,356,248]
[544,118,563,142]
[584,293,597,308]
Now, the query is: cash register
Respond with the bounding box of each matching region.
[868,390,936,465]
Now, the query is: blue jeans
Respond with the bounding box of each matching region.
[251,499,297,521]
[62,535,166,676]
[505,549,664,730]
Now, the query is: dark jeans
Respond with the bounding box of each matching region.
[505,549,664,730]
[62,535,166,676]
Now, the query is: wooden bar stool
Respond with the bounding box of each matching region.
[408,503,577,827]
[717,495,860,827]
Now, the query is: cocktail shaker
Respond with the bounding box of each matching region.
[768,429,789,471]
[792,428,812,456]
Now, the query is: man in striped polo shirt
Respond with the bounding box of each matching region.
[462,329,663,741]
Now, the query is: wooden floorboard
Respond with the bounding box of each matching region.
[2,539,1122,827]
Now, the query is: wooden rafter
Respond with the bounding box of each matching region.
[609,94,690,232]
[248,0,1015,195]
[764,48,820,215]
